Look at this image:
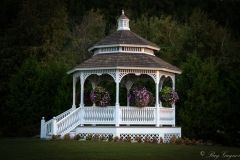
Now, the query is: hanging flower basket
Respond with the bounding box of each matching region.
[160,86,179,107]
[90,87,111,107]
[127,87,155,107]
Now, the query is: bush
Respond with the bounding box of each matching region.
[74,134,80,140]
[169,135,177,144]
[152,137,158,144]
[135,136,142,143]
[184,137,191,145]
[108,135,113,142]
[93,134,99,140]
[113,136,119,142]
[144,136,150,143]
[125,136,131,142]
[160,137,164,144]
[52,135,61,140]
[100,135,106,141]
[86,134,92,141]
[64,133,71,140]
[175,138,184,145]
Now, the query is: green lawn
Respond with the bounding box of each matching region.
[0,139,239,160]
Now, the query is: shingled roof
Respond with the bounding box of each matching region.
[68,10,181,75]
[76,53,181,73]
[91,30,159,49]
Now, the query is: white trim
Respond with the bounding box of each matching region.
[67,67,181,75]
[94,51,155,56]
[88,44,160,52]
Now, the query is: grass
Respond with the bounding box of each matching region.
[0,138,239,160]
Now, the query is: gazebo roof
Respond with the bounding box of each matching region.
[68,10,181,75]
[88,30,160,51]
[75,53,181,73]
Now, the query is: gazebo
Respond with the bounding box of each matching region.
[40,10,182,142]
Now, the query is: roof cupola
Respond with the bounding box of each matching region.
[117,10,130,31]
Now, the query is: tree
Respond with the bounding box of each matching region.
[177,54,225,140]
[4,57,72,136]
[68,9,106,62]
[0,0,69,134]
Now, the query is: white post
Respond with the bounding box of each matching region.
[173,104,176,127]
[125,80,132,126]
[40,117,45,138]
[171,75,176,127]
[80,72,84,108]
[155,71,160,127]
[72,75,76,110]
[52,117,57,135]
[115,69,120,126]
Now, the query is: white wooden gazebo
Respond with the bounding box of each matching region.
[40,11,182,142]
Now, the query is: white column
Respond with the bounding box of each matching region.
[40,117,45,138]
[52,117,57,135]
[115,69,120,126]
[155,71,160,127]
[72,75,76,110]
[159,75,164,108]
[171,75,176,127]
[80,72,84,108]
[80,72,84,126]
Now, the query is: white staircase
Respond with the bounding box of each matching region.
[40,107,81,138]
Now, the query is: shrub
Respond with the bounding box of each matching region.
[94,134,99,140]
[184,137,191,145]
[86,134,92,141]
[169,135,177,144]
[175,137,184,145]
[108,135,113,142]
[192,138,197,145]
[125,136,131,142]
[64,133,71,140]
[74,134,80,140]
[152,137,158,144]
[52,134,61,140]
[144,136,150,143]
[113,136,119,142]
[160,137,164,144]
[135,136,142,143]
[100,135,106,141]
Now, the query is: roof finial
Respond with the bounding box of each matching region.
[122,10,124,15]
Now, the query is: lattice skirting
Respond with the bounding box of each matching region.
[77,133,180,143]
[120,133,159,142]
[164,133,180,143]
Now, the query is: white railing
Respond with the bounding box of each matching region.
[56,107,81,136]
[40,106,176,138]
[41,108,73,138]
[83,106,115,124]
[120,107,155,124]
[159,107,175,126]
